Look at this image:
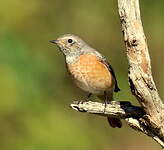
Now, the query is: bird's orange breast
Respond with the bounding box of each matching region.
[67,54,115,94]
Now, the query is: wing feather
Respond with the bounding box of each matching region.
[99,58,120,92]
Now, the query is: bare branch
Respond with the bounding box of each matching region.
[70,101,164,148]
[70,101,144,118]
[118,0,164,146]
[69,0,164,148]
[118,0,164,117]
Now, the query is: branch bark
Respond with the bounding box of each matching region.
[118,0,164,147]
[70,101,144,118]
[70,0,164,148]
[70,101,163,147]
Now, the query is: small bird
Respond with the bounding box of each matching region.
[50,34,122,128]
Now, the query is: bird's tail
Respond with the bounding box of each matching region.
[107,117,122,128]
[98,93,122,128]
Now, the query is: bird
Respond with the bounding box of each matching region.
[50,34,122,128]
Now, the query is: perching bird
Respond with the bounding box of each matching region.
[50,34,122,128]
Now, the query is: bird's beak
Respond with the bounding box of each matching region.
[49,40,58,44]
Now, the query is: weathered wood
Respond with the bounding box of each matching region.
[70,0,164,148]
[70,100,163,147]
[118,0,164,147]
[70,101,144,118]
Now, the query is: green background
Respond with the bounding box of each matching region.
[0,0,163,150]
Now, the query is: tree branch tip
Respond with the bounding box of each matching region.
[70,101,87,112]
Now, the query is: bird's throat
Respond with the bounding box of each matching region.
[66,54,79,64]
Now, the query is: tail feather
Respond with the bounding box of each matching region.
[98,92,122,128]
[107,117,122,128]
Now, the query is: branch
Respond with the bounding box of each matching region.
[70,101,163,147]
[69,0,164,148]
[70,101,144,118]
[118,0,164,147]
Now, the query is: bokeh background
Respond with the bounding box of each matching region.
[0,0,164,150]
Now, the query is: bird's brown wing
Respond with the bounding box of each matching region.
[99,58,122,128]
[100,59,120,92]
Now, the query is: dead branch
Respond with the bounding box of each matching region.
[118,0,164,147]
[69,0,164,148]
[70,101,144,118]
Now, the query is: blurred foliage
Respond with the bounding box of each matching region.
[0,0,164,150]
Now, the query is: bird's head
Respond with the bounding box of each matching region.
[50,34,87,56]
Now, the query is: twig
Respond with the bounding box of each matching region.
[70,101,144,118]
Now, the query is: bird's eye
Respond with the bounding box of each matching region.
[68,39,73,43]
